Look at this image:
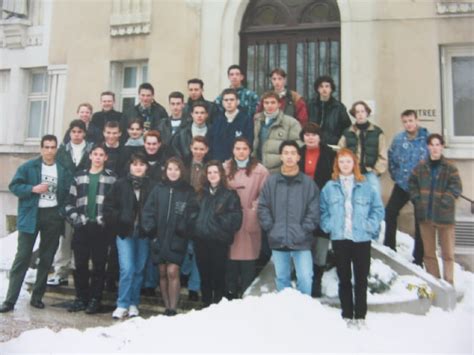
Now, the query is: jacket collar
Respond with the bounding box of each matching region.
[256,110,285,127]
[276,171,304,183]
[349,122,377,133]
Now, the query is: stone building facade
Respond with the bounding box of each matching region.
[0,0,472,255]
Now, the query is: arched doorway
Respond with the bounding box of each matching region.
[240,0,341,100]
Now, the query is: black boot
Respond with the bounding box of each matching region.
[311,265,324,298]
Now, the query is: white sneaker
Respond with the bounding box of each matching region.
[355,319,368,330]
[24,269,37,285]
[343,318,357,329]
[128,305,139,317]
[47,276,68,286]
[112,307,128,319]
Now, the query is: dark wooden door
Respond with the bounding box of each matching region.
[240,0,341,99]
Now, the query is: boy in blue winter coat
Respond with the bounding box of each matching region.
[209,88,254,162]
[384,110,429,265]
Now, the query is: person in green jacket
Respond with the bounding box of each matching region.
[0,135,72,313]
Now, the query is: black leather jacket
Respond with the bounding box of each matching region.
[308,96,351,146]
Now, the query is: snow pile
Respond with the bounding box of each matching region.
[1,280,473,353]
[323,261,425,303]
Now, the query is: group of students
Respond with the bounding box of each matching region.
[0,64,462,329]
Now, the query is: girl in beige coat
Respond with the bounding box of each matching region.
[224,137,270,299]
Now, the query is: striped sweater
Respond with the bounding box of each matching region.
[65,168,117,227]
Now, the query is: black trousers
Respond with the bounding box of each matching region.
[384,184,424,264]
[225,260,256,296]
[195,239,228,305]
[333,240,371,320]
[105,231,119,287]
[72,223,109,301]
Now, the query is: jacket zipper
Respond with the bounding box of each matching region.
[166,188,173,223]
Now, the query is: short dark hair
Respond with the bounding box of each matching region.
[427,133,445,146]
[127,117,144,129]
[261,91,280,102]
[401,109,418,119]
[300,122,322,141]
[90,143,107,154]
[221,88,238,100]
[100,91,115,100]
[128,151,149,168]
[192,101,208,113]
[41,134,57,148]
[314,75,336,92]
[168,91,184,101]
[227,64,243,75]
[349,101,372,117]
[279,140,301,155]
[138,83,155,95]
[69,119,86,132]
[104,120,121,131]
[191,135,209,147]
[270,68,287,78]
[187,78,204,88]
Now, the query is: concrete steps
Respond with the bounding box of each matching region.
[246,244,461,314]
[28,278,204,315]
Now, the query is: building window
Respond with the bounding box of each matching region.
[441,44,474,147]
[111,61,148,114]
[26,69,49,139]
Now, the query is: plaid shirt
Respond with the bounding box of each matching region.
[65,168,117,227]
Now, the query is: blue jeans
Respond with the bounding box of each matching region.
[272,250,313,295]
[180,241,200,291]
[116,236,149,308]
[143,249,158,289]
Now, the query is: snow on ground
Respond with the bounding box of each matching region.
[0,276,472,354]
[1,229,473,353]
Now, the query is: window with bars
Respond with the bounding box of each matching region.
[240,0,340,100]
[27,69,49,139]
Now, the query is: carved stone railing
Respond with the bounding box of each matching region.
[437,2,474,15]
[110,0,151,37]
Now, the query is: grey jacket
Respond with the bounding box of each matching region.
[258,172,320,250]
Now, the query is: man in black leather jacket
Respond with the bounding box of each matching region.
[308,76,351,146]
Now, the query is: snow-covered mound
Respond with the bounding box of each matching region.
[1,281,473,353]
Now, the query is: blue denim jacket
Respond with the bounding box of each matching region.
[320,179,384,242]
[388,127,429,191]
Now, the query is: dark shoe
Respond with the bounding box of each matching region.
[30,299,45,309]
[0,302,14,313]
[141,287,156,297]
[85,299,101,314]
[225,292,237,301]
[164,308,177,316]
[188,290,199,302]
[68,298,88,312]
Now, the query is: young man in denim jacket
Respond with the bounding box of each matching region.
[385,110,429,265]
